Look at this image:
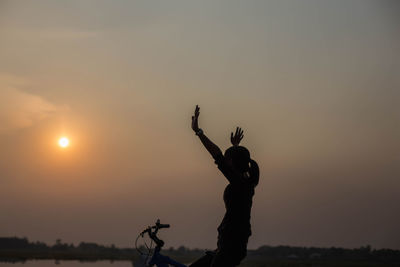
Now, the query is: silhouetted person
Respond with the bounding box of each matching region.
[190,105,259,267]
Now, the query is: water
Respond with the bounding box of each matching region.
[0,260,134,267]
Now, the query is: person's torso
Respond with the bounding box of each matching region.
[218,182,255,238]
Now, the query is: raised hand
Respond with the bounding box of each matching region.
[231,127,244,146]
[191,105,200,133]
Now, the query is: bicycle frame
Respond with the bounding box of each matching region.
[148,246,187,267]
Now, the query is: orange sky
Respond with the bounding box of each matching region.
[0,0,399,249]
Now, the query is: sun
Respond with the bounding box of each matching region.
[58,137,70,148]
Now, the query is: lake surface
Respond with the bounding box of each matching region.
[0,260,134,267]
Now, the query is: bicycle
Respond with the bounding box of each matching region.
[135,219,188,267]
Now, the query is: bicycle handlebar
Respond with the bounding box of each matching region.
[140,219,170,236]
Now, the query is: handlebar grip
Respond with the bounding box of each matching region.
[157,223,170,229]
[154,219,170,230]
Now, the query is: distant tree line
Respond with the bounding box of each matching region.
[0,237,119,251]
[0,237,134,262]
[1,237,399,265]
[250,245,400,263]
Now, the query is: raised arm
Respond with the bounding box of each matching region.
[192,105,222,159]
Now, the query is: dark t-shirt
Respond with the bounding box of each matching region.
[213,152,259,247]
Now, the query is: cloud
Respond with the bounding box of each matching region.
[0,76,65,133]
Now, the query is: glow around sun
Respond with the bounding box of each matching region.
[58,137,70,148]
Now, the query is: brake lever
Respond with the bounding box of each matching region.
[140,226,151,237]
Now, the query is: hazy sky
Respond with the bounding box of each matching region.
[1,0,399,250]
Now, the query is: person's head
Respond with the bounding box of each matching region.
[224,146,251,173]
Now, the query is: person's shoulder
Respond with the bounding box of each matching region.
[213,151,224,165]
